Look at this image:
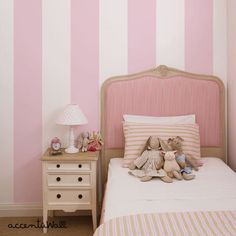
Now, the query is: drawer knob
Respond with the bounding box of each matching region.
[57,194,61,199]
[78,194,83,199]
[78,164,82,168]
[56,164,60,168]
[56,177,61,182]
[78,177,83,182]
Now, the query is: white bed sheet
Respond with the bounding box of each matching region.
[103,157,236,222]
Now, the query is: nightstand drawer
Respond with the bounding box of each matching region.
[47,174,91,187]
[48,189,91,204]
[47,162,91,171]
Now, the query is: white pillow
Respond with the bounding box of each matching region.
[123,114,195,124]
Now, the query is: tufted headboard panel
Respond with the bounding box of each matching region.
[100,65,225,183]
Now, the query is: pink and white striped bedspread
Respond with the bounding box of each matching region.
[94,211,236,236]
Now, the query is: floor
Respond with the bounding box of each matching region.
[0,216,94,236]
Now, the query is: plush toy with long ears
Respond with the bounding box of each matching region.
[161,151,183,180]
[128,136,172,183]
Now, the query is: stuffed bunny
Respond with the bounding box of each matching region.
[77,132,90,152]
[128,136,172,183]
[161,151,182,180]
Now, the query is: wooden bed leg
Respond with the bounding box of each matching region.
[92,207,97,231]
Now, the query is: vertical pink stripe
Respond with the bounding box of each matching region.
[71,1,99,133]
[185,0,213,74]
[128,0,156,73]
[14,0,42,202]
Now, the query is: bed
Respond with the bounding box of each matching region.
[94,65,236,236]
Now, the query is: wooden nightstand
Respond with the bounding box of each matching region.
[41,149,99,233]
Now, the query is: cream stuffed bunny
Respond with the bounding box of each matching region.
[161,151,183,180]
[77,132,90,152]
[128,136,172,183]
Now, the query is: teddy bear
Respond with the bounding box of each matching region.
[128,136,173,183]
[161,151,183,180]
[167,136,196,180]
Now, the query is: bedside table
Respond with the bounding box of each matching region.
[41,149,99,233]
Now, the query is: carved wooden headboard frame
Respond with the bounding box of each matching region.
[100,65,226,185]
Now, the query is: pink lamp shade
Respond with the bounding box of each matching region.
[56,104,88,126]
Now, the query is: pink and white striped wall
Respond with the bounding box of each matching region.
[0,0,228,204]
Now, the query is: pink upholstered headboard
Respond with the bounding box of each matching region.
[101,65,225,182]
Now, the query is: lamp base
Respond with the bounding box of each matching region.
[65,146,79,154]
[65,126,79,154]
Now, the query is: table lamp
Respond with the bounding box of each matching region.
[56,104,88,153]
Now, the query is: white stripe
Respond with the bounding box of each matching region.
[99,0,127,86]
[156,0,184,69]
[0,0,14,203]
[42,0,71,150]
[213,0,227,86]
[213,0,228,162]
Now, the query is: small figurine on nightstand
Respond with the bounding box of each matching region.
[77,131,104,152]
[78,132,90,152]
[88,131,104,151]
[50,137,62,155]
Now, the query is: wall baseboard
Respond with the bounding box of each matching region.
[0,204,91,217]
[0,203,42,217]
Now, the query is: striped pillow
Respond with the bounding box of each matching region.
[123,122,201,167]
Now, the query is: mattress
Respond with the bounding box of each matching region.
[102,157,236,223]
